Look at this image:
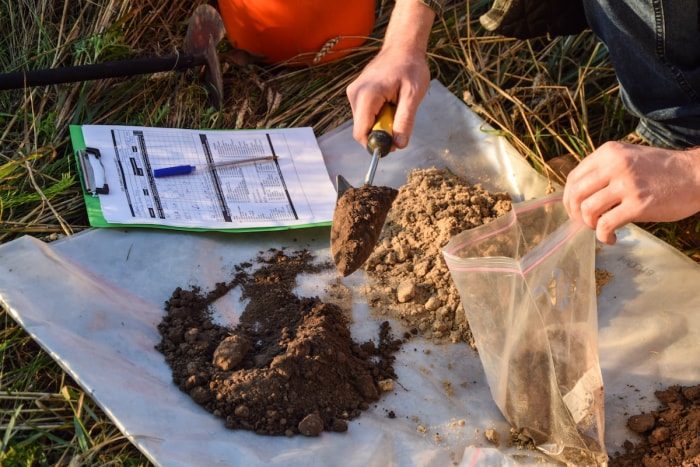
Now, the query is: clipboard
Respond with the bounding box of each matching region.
[77,147,109,196]
[69,124,337,232]
[71,126,115,229]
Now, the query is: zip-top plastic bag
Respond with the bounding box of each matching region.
[442,192,606,466]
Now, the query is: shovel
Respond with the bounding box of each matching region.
[330,103,399,276]
[0,5,256,110]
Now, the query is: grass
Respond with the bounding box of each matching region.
[0,0,694,465]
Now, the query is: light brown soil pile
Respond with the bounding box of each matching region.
[362,167,512,347]
[155,248,402,437]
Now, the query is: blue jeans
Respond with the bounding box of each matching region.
[583,0,700,149]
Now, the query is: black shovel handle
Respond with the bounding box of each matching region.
[0,52,205,90]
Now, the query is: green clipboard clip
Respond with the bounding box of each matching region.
[78,147,109,196]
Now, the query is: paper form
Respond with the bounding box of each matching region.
[77,125,337,230]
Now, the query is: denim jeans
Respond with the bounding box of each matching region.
[583,0,700,149]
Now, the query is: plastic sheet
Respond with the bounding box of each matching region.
[2,81,700,466]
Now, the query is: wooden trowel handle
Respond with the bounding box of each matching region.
[366,102,396,158]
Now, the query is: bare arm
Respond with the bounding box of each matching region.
[563,142,700,244]
[346,0,436,150]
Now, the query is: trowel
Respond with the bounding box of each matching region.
[330,103,399,276]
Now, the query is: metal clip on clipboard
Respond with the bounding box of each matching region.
[78,148,109,196]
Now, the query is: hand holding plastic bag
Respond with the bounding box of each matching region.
[443,192,606,466]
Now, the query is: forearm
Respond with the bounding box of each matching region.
[346,0,439,149]
[383,0,437,56]
[686,147,700,212]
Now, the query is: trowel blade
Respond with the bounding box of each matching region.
[336,174,353,199]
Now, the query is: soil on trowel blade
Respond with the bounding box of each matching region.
[155,248,401,437]
[331,184,398,277]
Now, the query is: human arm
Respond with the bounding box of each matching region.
[346,0,437,150]
[562,142,700,244]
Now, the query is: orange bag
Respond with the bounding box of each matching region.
[218,0,375,65]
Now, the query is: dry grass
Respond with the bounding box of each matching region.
[0,0,692,464]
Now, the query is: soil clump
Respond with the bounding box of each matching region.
[331,183,398,277]
[610,384,700,466]
[156,248,402,437]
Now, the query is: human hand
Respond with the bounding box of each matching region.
[563,141,700,244]
[346,47,430,151]
[346,0,435,152]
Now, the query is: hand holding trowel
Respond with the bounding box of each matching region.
[331,103,399,276]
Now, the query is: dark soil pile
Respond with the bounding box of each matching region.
[610,384,700,466]
[155,248,402,437]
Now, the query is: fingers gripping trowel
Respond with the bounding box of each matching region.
[330,103,399,276]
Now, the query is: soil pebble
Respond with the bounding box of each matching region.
[485,428,501,446]
[298,413,324,437]
[627,413,656,434]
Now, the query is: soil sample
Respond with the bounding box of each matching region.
[155,248,402,437]
[362,167,512,346]
[503,332,605,465]
[331,184,398,277]
[610,384,700,466]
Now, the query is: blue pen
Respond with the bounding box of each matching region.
[154,155,278,178]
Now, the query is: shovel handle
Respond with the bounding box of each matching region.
[0,53,204,90]
[366,102,395,158]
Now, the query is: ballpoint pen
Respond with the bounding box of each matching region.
[153,155,278,178]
